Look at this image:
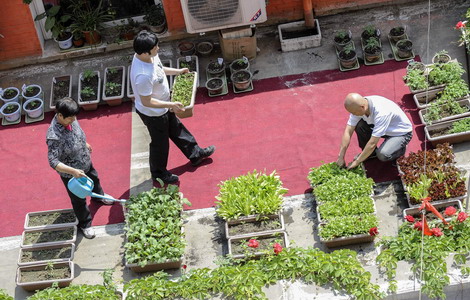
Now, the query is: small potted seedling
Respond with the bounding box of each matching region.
[334,29,352,52]
[102,66,125,106]
[23,98,44,119]
[0,87,20,103]
[361,25,380,42]
[0,102,21,122]
[363,38,382,63]
[389,26,406,43]
[396,39,413,58]
[231,69,253,91]
[229,58,250,74]
[338,43,357,69]
[206,60,225,77]
[432,50,451,64]
[21,84,42,100]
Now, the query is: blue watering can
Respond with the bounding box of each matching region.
[67,177,126,203]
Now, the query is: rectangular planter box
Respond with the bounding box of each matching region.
[318,224,376,248]
[16,261,74,291]
[413,87,445,109]
[102,66,125,106]
[49,75,72,110]
[126,65,134,101]
[18,242,75,266]
[125,258,182,273]
[78,70,101,111]
[418,98,470,125]
[228,231,289,260]
[403,199,463,223]
[425,116,470,147]
[177,56,199,87]
[316,196,377,224]
[410,84,446,95]
[24,208,78,231]
[21,226,77,248]
[224,212,285,240]
[278,19,321,52]
[171,71,198,119]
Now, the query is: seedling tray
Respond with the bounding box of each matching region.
[172,71,198,118]
[18,242,75,266]
[206,71,228,97]
[388,34,415,61]
[360,39,384,66]
[318,223,376,248]
[24,208,78,230]
[224,212,285,239]
[418,98,470,125]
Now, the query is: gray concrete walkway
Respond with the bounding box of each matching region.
[1,0,470,299]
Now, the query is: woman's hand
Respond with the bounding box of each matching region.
[71,168,86,178]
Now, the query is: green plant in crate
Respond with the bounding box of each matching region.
[318,196,375,222]
[440,79,469,100]
[215,170,288,221]
[105,82,122,97]
[80,86,95,98]
[29,283,119,300]
[403,68,428,91]
[319,214,378,240]
[0,289,13,300]
[428,61,465,86]
[407,174,432,202]
[124,184,191,267]
[424,98,467,123]
[307,162,365,186]
[313,173,374,202]
[171,73,195,107]
[449,117,470,134]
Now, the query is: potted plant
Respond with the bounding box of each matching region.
[50,75,72,110]
[229,58,250,74]
[363,37,382,63]
[171,72,197,118]
[413,78,469,109]
[425,116,470,146]
[396,39,413,58]
[124,185,191,272]
[69,0,113,45]
[23,98,44,119]
[432,50,451,64]
[21,84,42,100]
[338,43,357,69]
[117,18,139,41]
[205,78,225,95]
[196,41,213,57]
[144,3,167,34]
[406,60,426,72]
[215,170,288,239]
[102,66,125,106]
[333,29,352,52]
[403,199,463,223]
[24,208,78,230]
[0,102,21,123]
[178,41,196,56]
[34,5,73,50]
[206,60,225,77]
[231,69,253,91]
[0,86,20,103]
[72,30,85,48]
[16,261,74,291]
[177,56,199,86]
[361,25,380,42]
[389,26,406,42]
[18,243,75,267]
[21,226,77,248]
[78,69,101,111]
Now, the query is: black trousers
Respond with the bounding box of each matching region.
[137,110,202,178]
[60,164,104,229]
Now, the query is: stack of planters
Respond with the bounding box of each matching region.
[397,143,467,209]
[308,163,378,247]
[124,184,191,272]
[229,57,253,93]
[403,56,470,146]
[215,170,289,260]
[205,59,228,97]
[16,209,78,291]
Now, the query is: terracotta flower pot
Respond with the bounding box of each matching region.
[83,31,101,45]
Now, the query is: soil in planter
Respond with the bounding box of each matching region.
[408,204,460,221]
[397,40,412,51]
[20,265,71,282]
[282,26,319,40]
[24,86,40,98]
[228,218,281,236]
[28,211,76,227]
[434,55,450,64]
[21,245,73,263]
[52,78,71,106]
[24,228,75,245]
[207,62,225,74]
[231,234,285,256]
[3,89,18,100]
[179,60,197,72]
[339,50,356,60]
[207,78,223,90]
[425,106,470,121]
[231,61,249,72]
[233,71,251,83]
[25,100,42,110]
[105,68,123,97]
[2,104,19,114]
[429,126,452,138]
[197,43,212,53]
[390,27,405,37]
[80,76,99,101]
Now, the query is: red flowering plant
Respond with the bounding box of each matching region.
[456,11,470,53]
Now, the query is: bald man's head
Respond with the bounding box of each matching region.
[344,93,367,116]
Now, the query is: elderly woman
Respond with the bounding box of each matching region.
[46,97,112,239]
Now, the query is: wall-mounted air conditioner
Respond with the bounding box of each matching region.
[180,0,267,34]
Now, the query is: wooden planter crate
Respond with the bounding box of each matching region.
[418,98,470,125]
[425,116,470,147]
[21,226,77,248]
[18,243,75,266]
[224,212,285,239]
[24,208,78,230]
[228,231,289,260]
[16,261,74,291]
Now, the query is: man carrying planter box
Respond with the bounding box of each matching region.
[130,31,215,184]
[336,93,413,169]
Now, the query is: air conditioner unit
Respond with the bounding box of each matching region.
[180,0,267,34]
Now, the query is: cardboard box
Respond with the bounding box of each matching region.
[219,27,257,61]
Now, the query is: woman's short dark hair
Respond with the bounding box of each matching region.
[133,30,159,55]
[56,97,80,118]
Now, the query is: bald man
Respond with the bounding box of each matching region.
[336,93,413,169]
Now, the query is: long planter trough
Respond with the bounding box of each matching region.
[224,212,285,239]
[418,98,470,125]
[425,116,470,147]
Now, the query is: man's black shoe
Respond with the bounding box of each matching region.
[156,173,179,184]
[191,145,216,167]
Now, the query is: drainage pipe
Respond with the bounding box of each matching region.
[303,0,315,28]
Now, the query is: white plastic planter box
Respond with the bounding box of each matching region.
[50,75,72,110]
[413,87,445,109]
[16,261,74,291]
[102,66,125,106]
[78,70,101,111]
[24,208,78,230]
[224,212,285,239]
[318,223,376,248]
[278,19,322,52]
[18,243,75,266]
[403,200,463,223]
[177,56,199,87]
[418,98,470,125]
[228,231,289,260]
[21,226,77,248]
[425,116,470,147]
[171,71,198,119]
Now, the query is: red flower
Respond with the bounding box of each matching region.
[247,239,259,248]
[457,212,468,222]
[456,21,466,29]
[405,215,415,223]
[369,227,378,236]
[444,206,456,216]
[182,264,187,270]
[273,243,283,255]
[431,228,443,237]
[414,221,423,231]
